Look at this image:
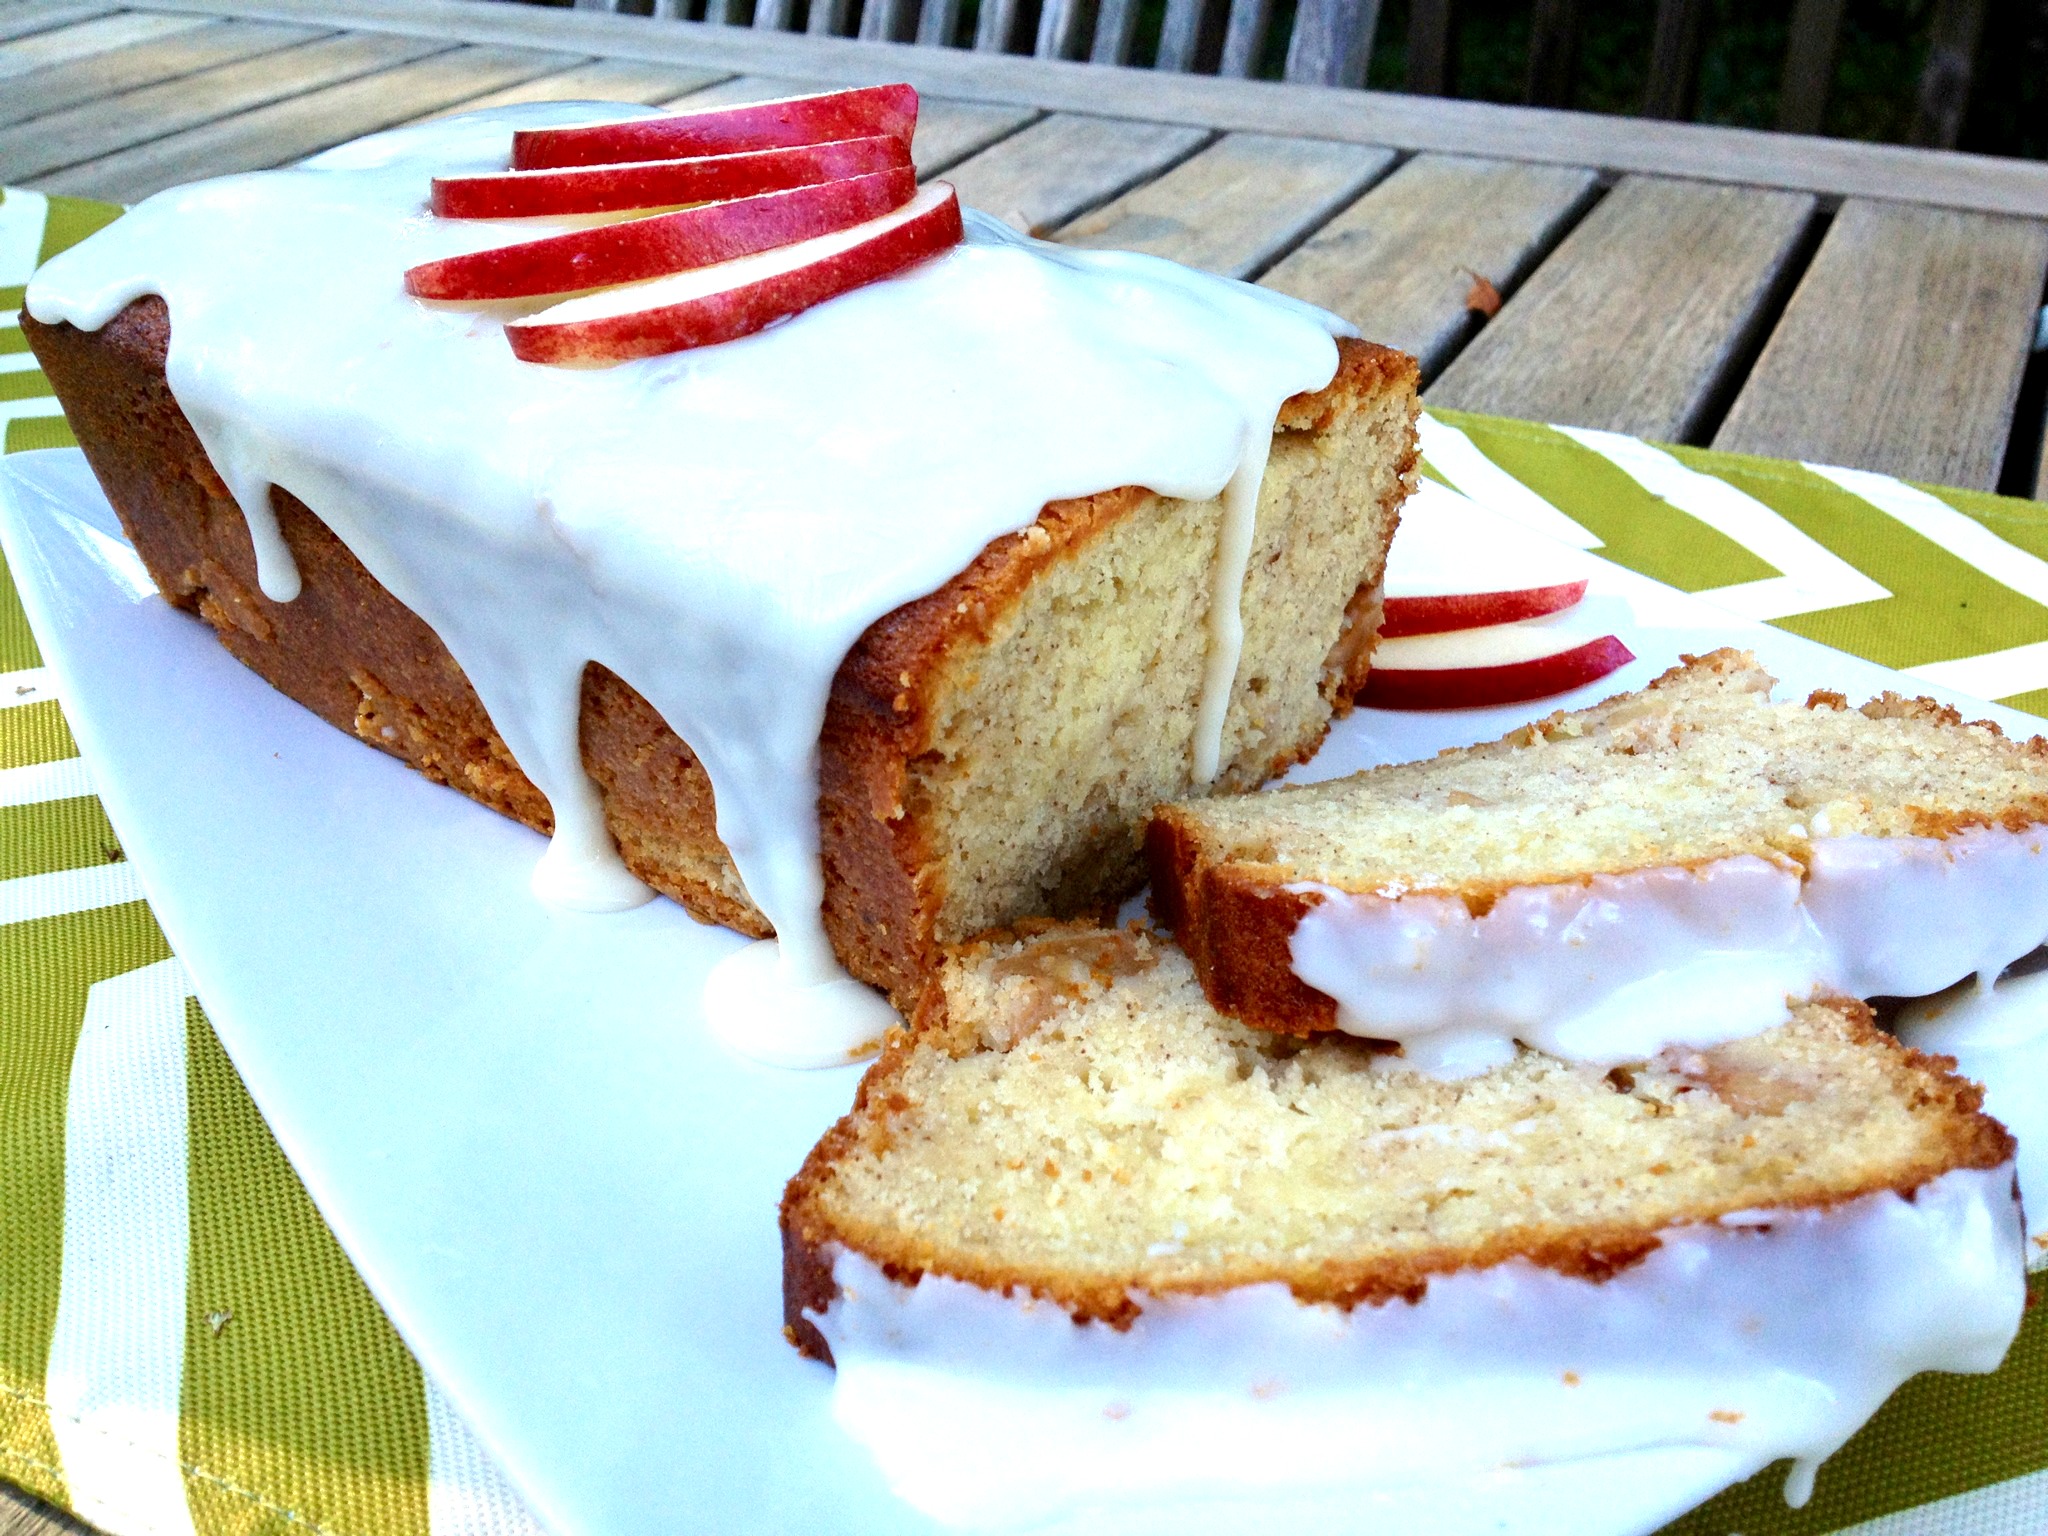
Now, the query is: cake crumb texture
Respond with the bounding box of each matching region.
[781,923,2011,1358]
[1148,649,2048,1034]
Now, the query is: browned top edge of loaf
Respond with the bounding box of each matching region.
[1147,648,2048,1038]
[25,300,1415,1011]
[780,932,2014,1361]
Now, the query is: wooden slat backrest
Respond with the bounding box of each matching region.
[1403,0,1455,92]
[1776,0,1844,134]
[1523,0,1576,107]
[1152,0,1209,73]
[532,0,1987,146]
[1912,0,1988,149]
[1641,0,1708,120]
[1089,0,1139,63]
[547,0,1382,85]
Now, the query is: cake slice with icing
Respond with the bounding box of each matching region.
[22,106,1419,1061]
[780,922,2023,1530]
[1148,649,2048,1075]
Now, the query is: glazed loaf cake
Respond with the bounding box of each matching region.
[781,922,2013,1349]
[26,303,1417,1010]
[1149,649,2048,1048]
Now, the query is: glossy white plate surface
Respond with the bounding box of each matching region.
[2,448,2036,1536]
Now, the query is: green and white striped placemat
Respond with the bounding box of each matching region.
[6,184,2048,1536]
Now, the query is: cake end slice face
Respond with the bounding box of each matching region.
[1149,649,2048,1071]
[781,925,2023,1530]
[831,338,1419,1010]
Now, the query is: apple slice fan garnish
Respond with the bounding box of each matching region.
[404,84,964,364]
[1362,476,1633,710]
[509,183,962,364]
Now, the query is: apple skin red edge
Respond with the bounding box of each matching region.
[407,168,916,301]
[1362,635,1635,711]
[506,184,965,366]
[1380,580,1589,639]
[512,83,920,169]
[431,135,913,220]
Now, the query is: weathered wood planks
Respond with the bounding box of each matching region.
[1,30,456,186]
[1713,200,2048,491]
[33,44,582,200]
[0,19,330,131]
[944,112,1209,234]
[1425,173,1815,442]
[1259,153,1596,378]
[407,54,729,120]
[0,1485,88,1536]
[0,6,120,47]
[1056,132,1392,278]
[0,10,211,75]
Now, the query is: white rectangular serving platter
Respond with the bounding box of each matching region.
[2,447,2037,1536]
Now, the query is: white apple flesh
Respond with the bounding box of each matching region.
[431,135,913,220]
[507,181,964,365]
[512,83,919,170]
[1363,620,1634,711]
[406,168,915,301]
[1383,475,1597,637]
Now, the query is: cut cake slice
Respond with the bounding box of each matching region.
[779,924,2023,1527]
[1148,649,2048,1070]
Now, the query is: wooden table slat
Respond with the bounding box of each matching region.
[654,73,1040,176]
[1054,131,1394,280]
[0,30,456,186]
[1425,173,1817,444]
[1713,200,2048,491]
[407,53,731,122]
[1259,152,1599,379]
[36,42,593,201]
[944,111,1211,237]
[0,4,117,47]
[0,1485,87,1536]
[0,18,332,132]
[0,9,212,76]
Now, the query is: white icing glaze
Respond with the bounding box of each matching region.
[1190,436,1270,784]
[702,936,895,1067]
[25,105,1346,1065]
[811,1165,2023,1533]
[1898,967,2048,1261]
[1289,823,2048,1076]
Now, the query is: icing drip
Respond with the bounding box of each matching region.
[811,1166,2024,1533]
[26,106,1348,1065]
[1289,824,2048,1076]
[1191,431,1271,785]
[1898,965,2048,1259]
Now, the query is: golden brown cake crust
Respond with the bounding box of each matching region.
[26,301,1413,1011]
[1148,650,2048,1039]
[780,926,2015,1363]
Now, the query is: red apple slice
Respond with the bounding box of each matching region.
[1362,622,1634,711]
[507,180,963,365]
[406,167,914,301]
[1380,580,1589,638]
[431,135,912,219]
[512,84,919,171]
